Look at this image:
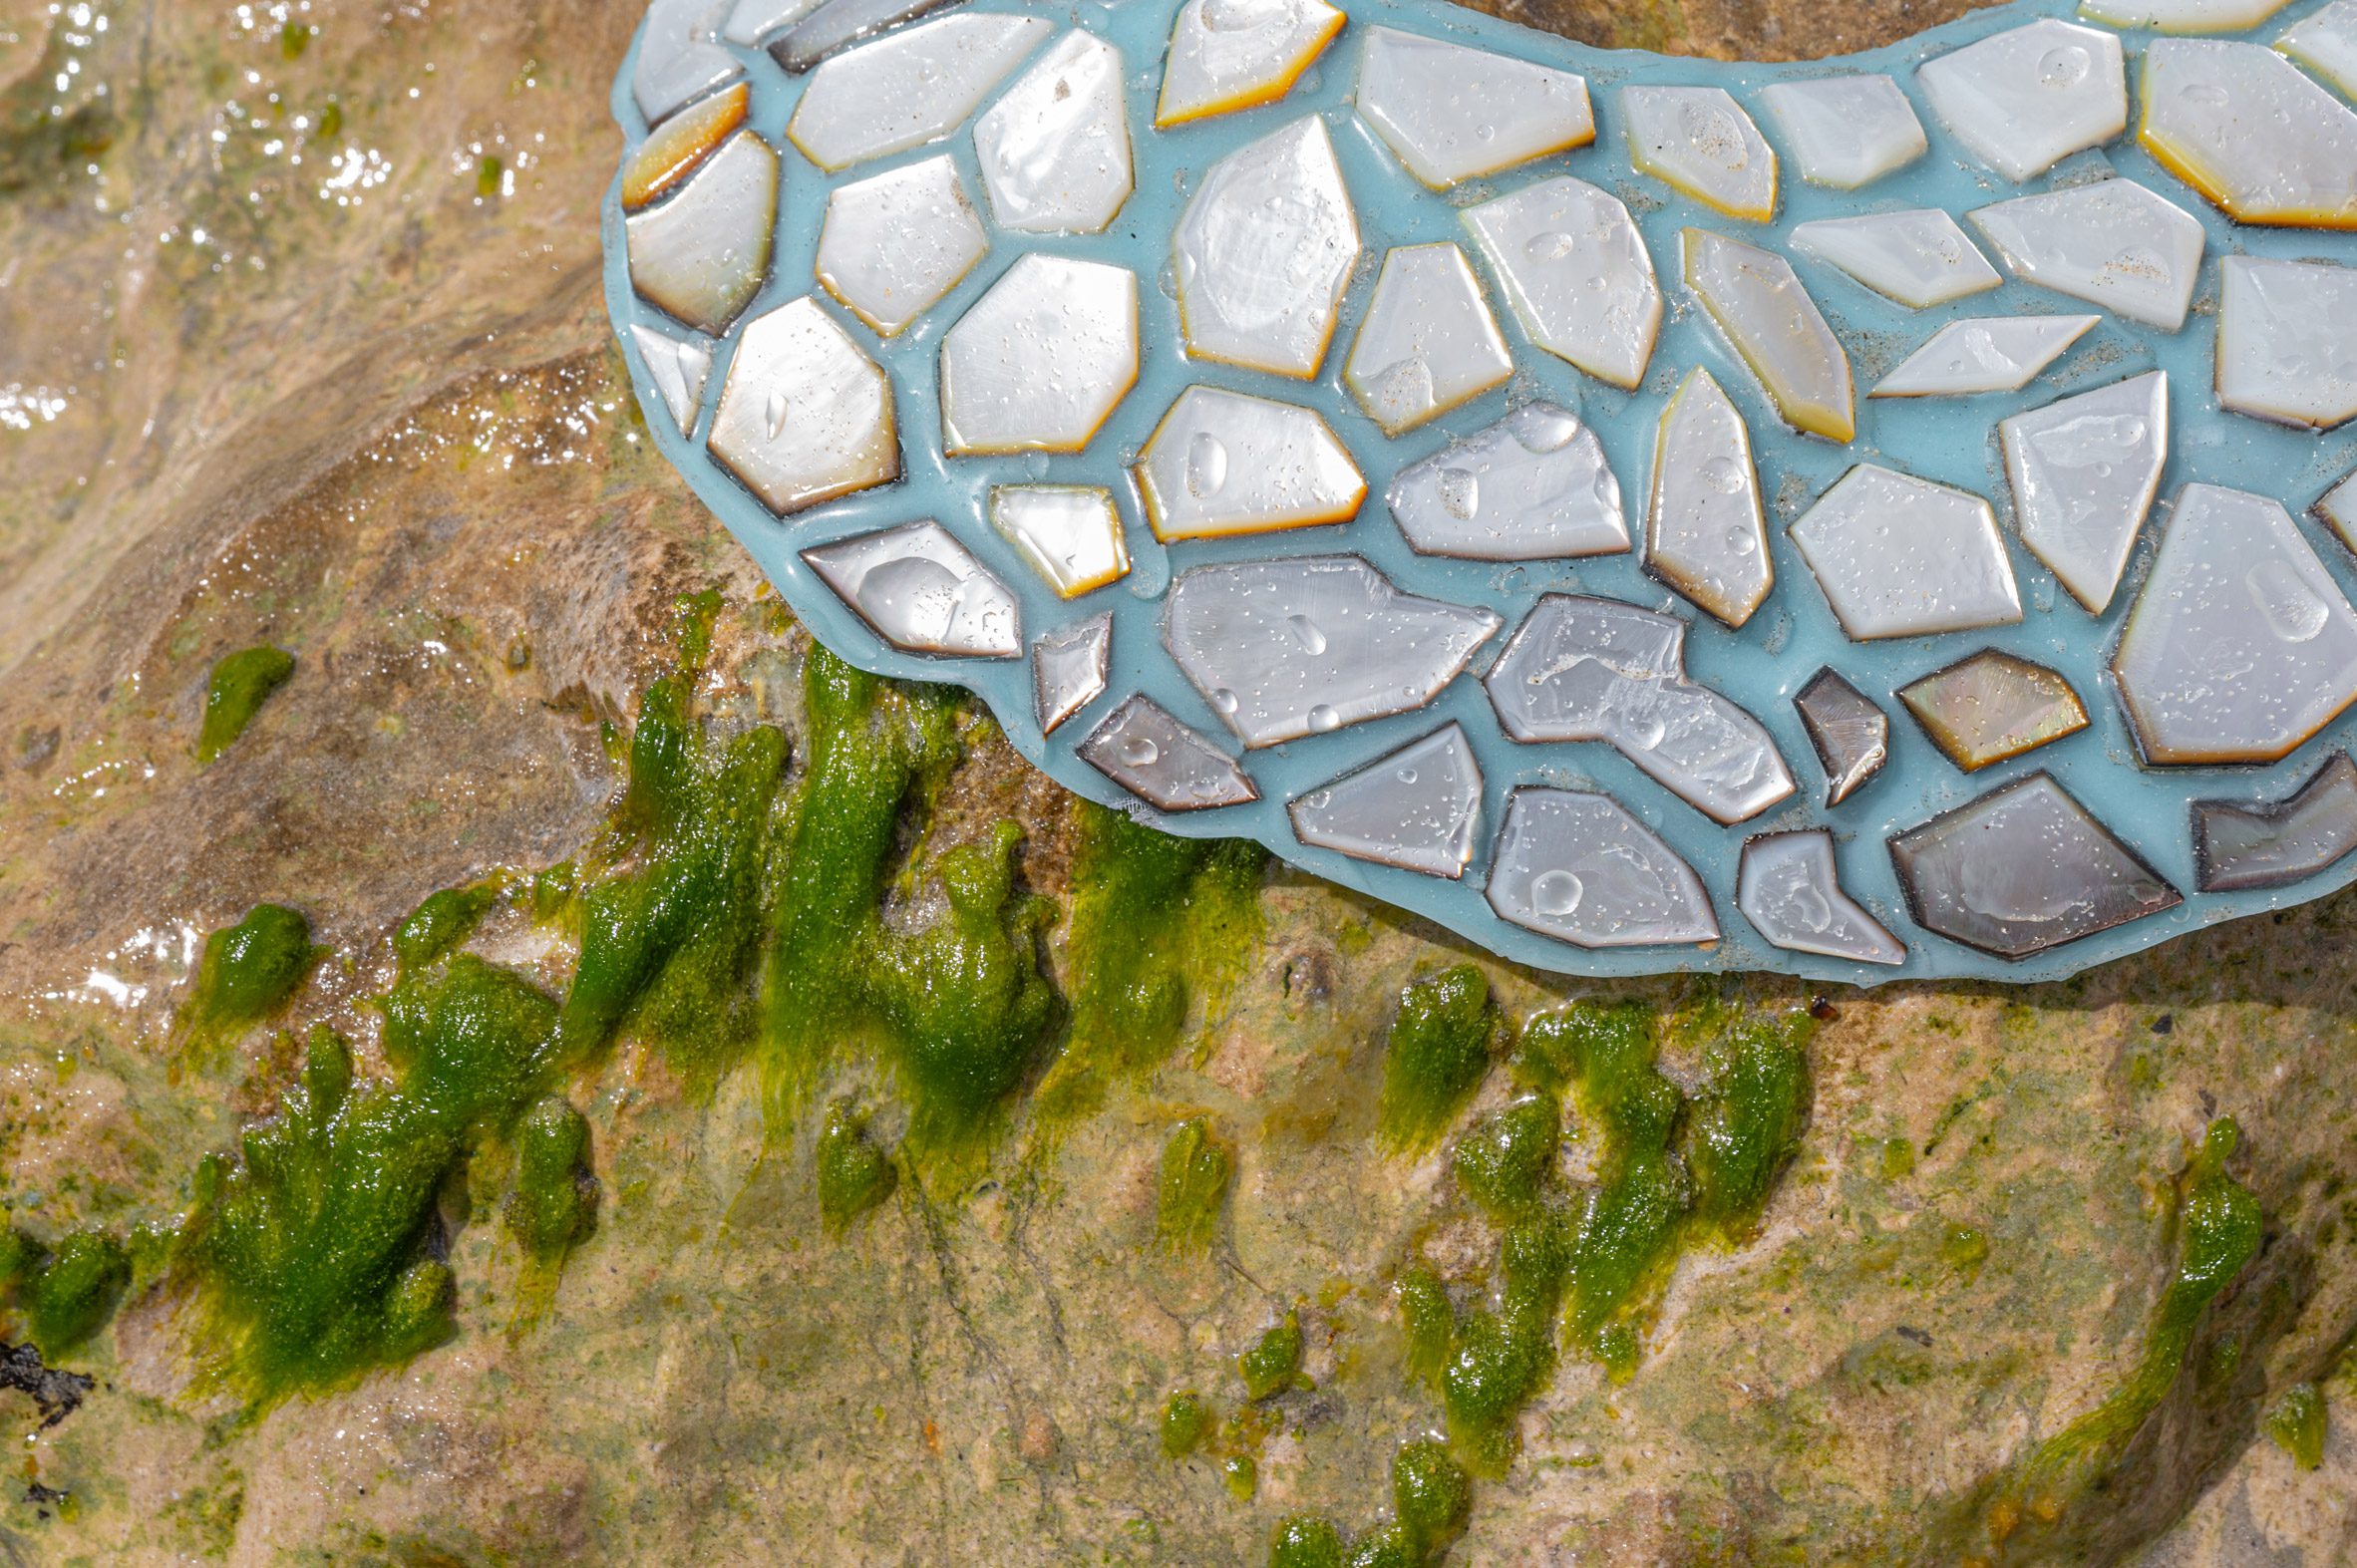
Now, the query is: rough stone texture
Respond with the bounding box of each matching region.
[0,0,2351,1563]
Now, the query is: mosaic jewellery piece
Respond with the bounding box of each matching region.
[607,0,2357,984]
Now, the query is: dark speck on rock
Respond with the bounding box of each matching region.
[0,1343,94,1429]
[2152,1014,2175,1036]
[1895,1326,1932,1348]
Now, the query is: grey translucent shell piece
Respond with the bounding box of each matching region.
[629,324,715,436]
[2193,753,2357,893]
[1289,724,1485,879]
[1165,555,1502,749]
[1485,787,1719,948]
[1033,614,1111,736]
[802,520,1021,659]
[1888,773,2182,959]
[1079,695,1258,811]
[1386,404,1630,561]
[1794,668,1889,808]
[1485,596,1796,824]
[769,0,956,69]
[1737,830,1906,966]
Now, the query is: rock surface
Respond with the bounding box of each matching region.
[0,0,2350,1563]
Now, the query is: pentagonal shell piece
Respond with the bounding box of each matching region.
[1914,19,2127,183]
[708,297,898,515]
[1173,117,1359,379]
[1485,787,1720,948]
[2216,258,2357,430]
[1646,368,1770,628]
[973,29,1134,235]
[1133,387,1365,540]
[1789,466,2020,640]
[626,130,779,336]
[940,254,1139,455]
[814,156,988,338]
[1621,85,1779,221]
[1464,177,1661,391]
[1342,243,1514,436]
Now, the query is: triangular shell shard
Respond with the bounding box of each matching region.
[608,0,2357,985]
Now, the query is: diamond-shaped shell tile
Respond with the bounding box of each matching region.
[1869,315,2097,399]
[1354,28,1592,188]
[630,323,715,437]
[1794,669,1888,807]
[1034,614,1112,735]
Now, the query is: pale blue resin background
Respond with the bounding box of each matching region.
[602,0,2357,987]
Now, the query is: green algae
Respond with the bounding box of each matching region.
[0,1226,131,1359]
[1270,1514,1346,1568]
[177,904,319,1054]
[1345,1522,1417,1568]
[393,881,503,972]
[1240,1310,1306,1401]
[505,1098,595,1261]
[1398,1266,1453,1389]
[815,1099,895,1233]
[2264,1382,2326,1470]
[1222,1451,1258,1500]
[184,955,563,1399]
[195,645,295,763]
[1379,967,1503,1154]
[1161,1390,1211,1457]
[1037,801,1264,1127]
[1452,1098,1557,1222]
[2012,1118,2263,1518]
[1155,1117,1231,1254]
[1683,1012,1813,1235]
[1393,1439,1472,1558]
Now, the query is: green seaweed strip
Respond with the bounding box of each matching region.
[195,645,296,763]
[1155,1117,1232,1254]
[175,904,320,1058]
[1378,967,1503,1155]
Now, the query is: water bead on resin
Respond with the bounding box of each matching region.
[608,0,2357,984]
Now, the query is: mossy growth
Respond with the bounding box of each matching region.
[505,1098,595,1261]
[1379,967,1504,1155]
[1344,1522,1417,1568]
[1683,1011,1813,1235]
[815,1099,895,1233]
[1221,1451,1258,1500]
[1155,1117,1231,1254]
[1392,1438,1472,1558]
[183,948,565,1400]
[1037,801,1264,1126]
[177,903,319,1054]
[0,1225,132,1359]
[1397,1266,1453,1389]
[1452,1098,1558,1222]
[1269,1514,1346,1568]
[1161,1390,1211,1457]
[195,645,296,763]
[561,657,788,1085]
[2264,1382,2326,1470]
[2013,1118,2263,1520]
[393,880,504,972]
[1240,1310,1307,1401]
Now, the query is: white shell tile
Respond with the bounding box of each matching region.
[634,0,742,127]
[1173,117,1360,380]
[1622,86,1779,222]
[625,130,777,336]
[1387,404,1629,562]
[1737,831,1905,966]
[974,30,1134,235]
[940,254,1139,455]
[1354,28,1593,189]
[1681,228,1854,442]
[1165,555,1502,749]
[769,0,958,71]
[2113,482,2357,764]
[1889,774,2180,958]
[1870,315,2098,398]
[1134,387,1366,540]
[1967,179,2205,332]
[1485,787,1720,948]
[2140,39,2357,228]
[1156,0,1345,127]
[1915,19,2127,182]
[1289,723,1486,879]
[1485,595,1797,825]
[787,13,1052,171]
[2194,753,2357,892]
[1462,176,1662,391]
[1788,208,2001,310]
[802,519,1021,658]
[989,482,1126,598]
[990,485,1130,598]
[2277,0,2357,102]
[1033,613,1111,735]
[813,156,987,338]
[630,323,715,437]
[723,0,822,47]
[1790,465,2022,640]
[2319,469,2357,552]
[1646,369,1770,629]
[2082,0,2293,30]
[708,296,897,515]
[1756,76,1926,190]
[1079,695,1259,810]
[1343,244,1514,436]
[2001,370,2169,614]
[1794,668,1888,807]
[2216,256,2357,429]
[623,82,749,209]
